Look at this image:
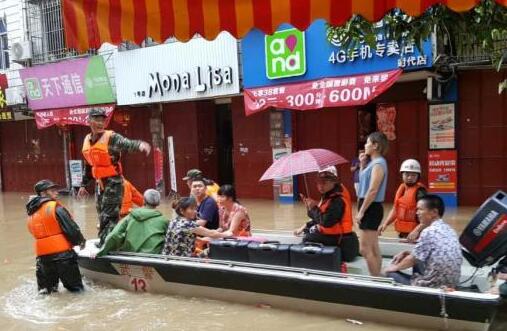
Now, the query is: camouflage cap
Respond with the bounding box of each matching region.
[182,169,203,181]
[88,108,107,118]
[34,179,59,194]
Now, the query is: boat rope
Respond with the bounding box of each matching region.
[458,267,480,286]
[439,287,449,330]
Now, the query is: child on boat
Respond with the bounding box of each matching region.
[378,159,427,241]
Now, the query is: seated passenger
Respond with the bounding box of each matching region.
[120,179,144,219]
[183,168,220,200]
[384,195,463,288]
[216,185,251,237]
[191,179,219,230]
[162,197,226,257]
[94,189,169,257]
[294,166,359,262]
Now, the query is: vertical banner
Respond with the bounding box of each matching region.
[376,104,397,141]
[167,137,177,193]
[153,147,164,192]
[272,148,294,202]
[428,150,458,193]
[429,103,455,149]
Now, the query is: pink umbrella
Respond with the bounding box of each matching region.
[260,149,348,192]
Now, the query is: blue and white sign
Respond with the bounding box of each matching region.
[242,19,433,89]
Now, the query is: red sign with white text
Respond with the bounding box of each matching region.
[243,69,402,116]
[428,150,458,193]
[34,104,114,129]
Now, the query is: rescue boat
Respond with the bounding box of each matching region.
[77,230,505,331]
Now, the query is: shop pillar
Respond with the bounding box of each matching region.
[271,110,296,204]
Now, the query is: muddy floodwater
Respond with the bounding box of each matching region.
[0,192,488,330]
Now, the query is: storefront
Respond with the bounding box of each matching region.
[113,32,241,195]
[3,56,116,192]
[241,20,436,203]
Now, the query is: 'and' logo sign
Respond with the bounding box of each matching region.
[265,28,306,79]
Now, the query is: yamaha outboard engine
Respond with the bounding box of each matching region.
[460,191,507,268]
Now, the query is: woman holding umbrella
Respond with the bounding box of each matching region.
[356,132,389,276]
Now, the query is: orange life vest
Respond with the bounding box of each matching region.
[394,182,426,234]
[318,184,353,235]
[27,201,73,257]
[82,130,122,179]
[120,179,144,217]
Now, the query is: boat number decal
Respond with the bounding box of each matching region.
[130,277,147,292]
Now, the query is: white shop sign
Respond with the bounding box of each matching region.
[114,33,240,105]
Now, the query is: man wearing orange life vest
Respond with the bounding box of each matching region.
[378,159,427,242]
[78,108,151,246]
[26,180,86,294]
[294,166,359,261]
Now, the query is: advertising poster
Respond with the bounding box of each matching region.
[69,160,83,187]
[272,148,294,200]
[376,104,397,141]
[428,150,458,193]
[429,104,455,149]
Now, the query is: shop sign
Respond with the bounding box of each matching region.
[69,160,83,187]
[265,28,306,79]
[244,69,401,116]
[376,104,397,141]
[114,32,240,105]
[428,150,458,193]
[0,110,14,121]
[153,147,164,192]
[242,20,432,88]
[20,56,114,111]
[0,73,7,110]
[34,104,114,129]
[429,103,455,150]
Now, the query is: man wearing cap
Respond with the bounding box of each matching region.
[183,169,220,200]
[93,189,169,257]
[78,108,151,246]
[26,180,86,294]
[294,166,358,261]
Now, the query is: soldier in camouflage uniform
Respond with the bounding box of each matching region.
[78,108,150,246]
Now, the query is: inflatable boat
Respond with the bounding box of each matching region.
[77,230,504,331]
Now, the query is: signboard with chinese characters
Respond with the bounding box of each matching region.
[114,32,240,105]
[376,104,397,141]
[242,19,432,88]
[20,56,114,110]
[244,69,401,116]
[0,73,8,110]
[428,150,458,193]
[33,104,114,129]
[0,110,14,121]
[429,103,455,150]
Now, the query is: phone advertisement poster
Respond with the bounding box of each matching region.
[429,103,455,150]
[428,150,457,193]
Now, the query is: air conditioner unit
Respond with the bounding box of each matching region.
[10,41,32,62]
[6,86,26,106]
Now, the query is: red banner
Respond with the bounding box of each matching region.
[243,69,402,116]
[428,150,458,193]
[153,147,164,191]
[34,104,114,129]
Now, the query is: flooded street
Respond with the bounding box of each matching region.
[0,192,482,330]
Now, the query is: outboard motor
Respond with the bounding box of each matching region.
[460,191,507,268]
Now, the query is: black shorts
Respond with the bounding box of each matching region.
[358,199,384,231]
